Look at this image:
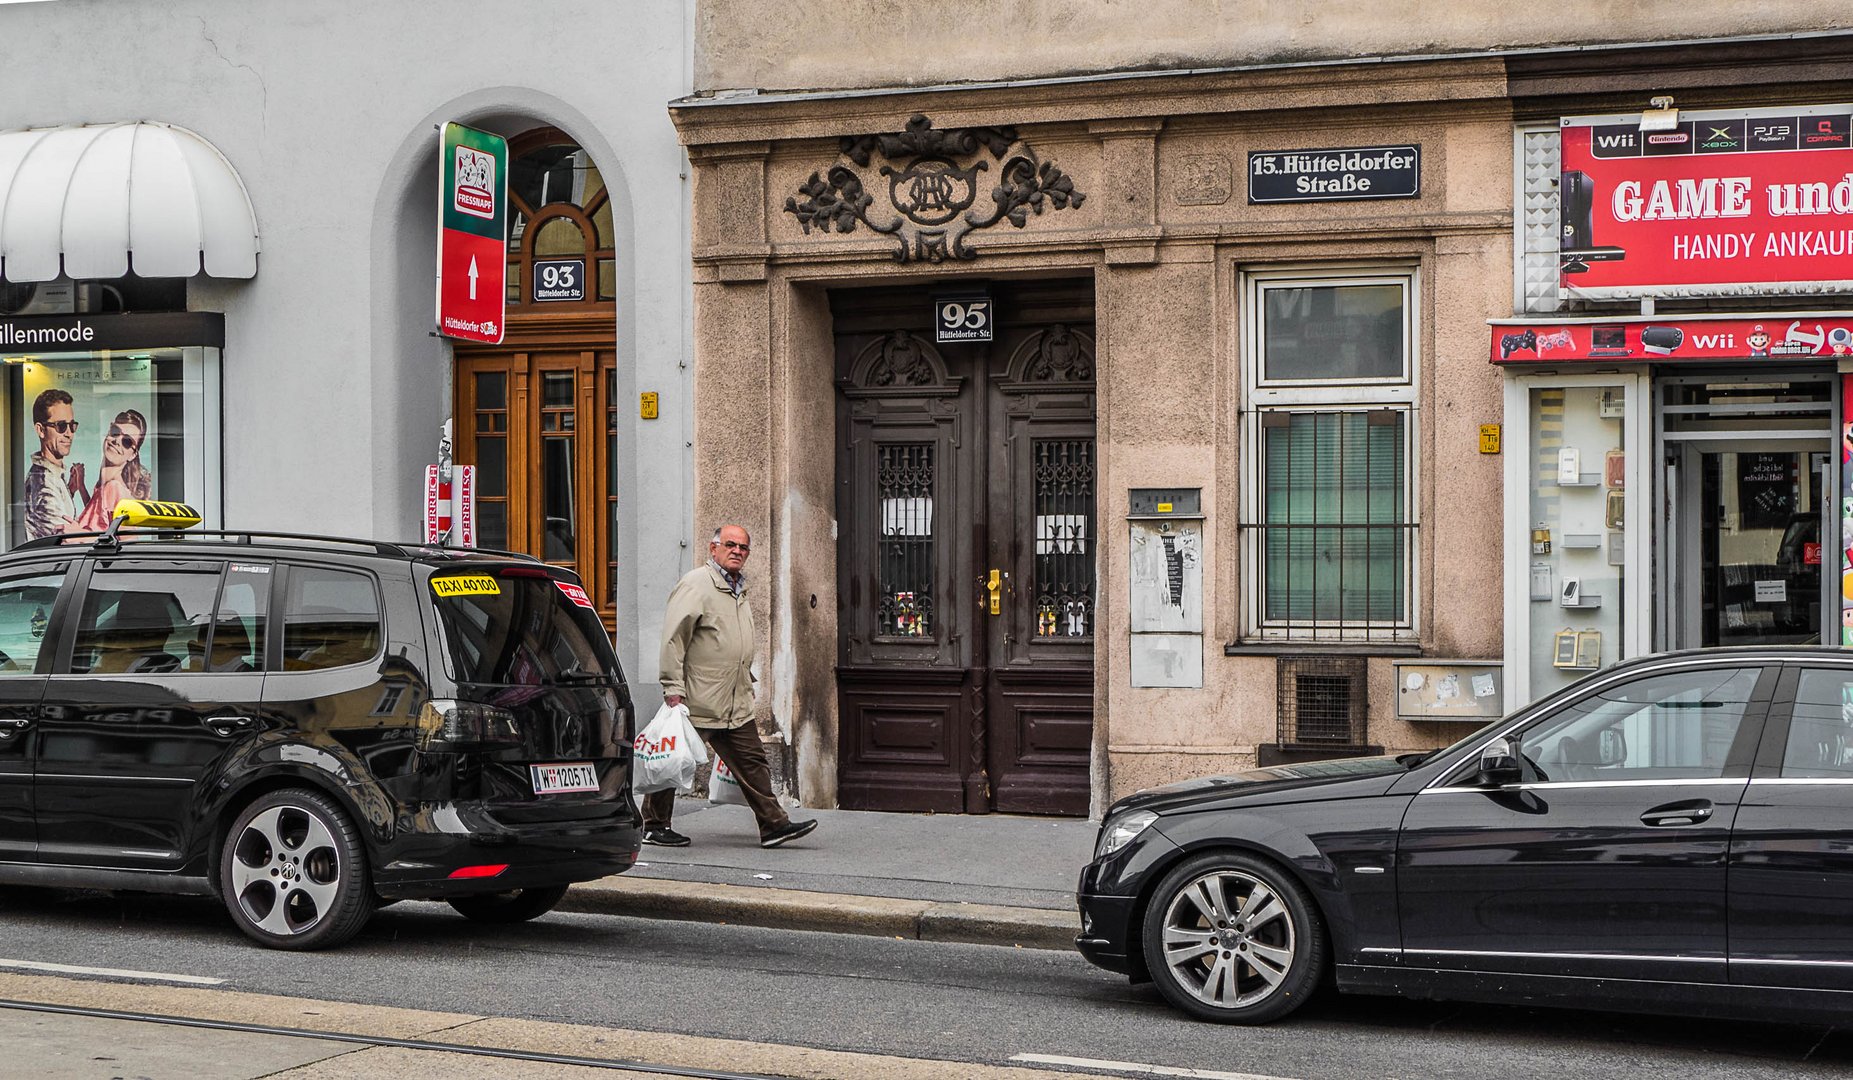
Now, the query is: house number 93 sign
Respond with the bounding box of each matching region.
[934,294,992,342]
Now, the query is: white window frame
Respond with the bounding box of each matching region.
[1240,266,1420,642]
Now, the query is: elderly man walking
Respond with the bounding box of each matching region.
[643,524,817,849]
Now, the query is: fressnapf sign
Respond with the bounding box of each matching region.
[436,122,507,344]
[1559,105,1853,300]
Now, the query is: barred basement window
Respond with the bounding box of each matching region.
[1275,656,1369,749]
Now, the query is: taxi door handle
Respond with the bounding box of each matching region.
[205,715,255,737]
[1640,800,1712,827]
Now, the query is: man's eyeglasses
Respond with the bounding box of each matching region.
[40,420,78,434]
[716,540,750,552]
[108,427,141,450]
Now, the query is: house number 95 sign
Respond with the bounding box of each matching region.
[934,294,992,342]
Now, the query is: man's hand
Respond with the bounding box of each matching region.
[665,695,684,707]
[67,462,84,493]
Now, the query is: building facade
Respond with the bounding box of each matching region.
[673,6,1853,815]
[0,0,698,680]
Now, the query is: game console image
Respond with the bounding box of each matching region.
[1640,325,1684,355]
[1559,170,1628,274]
[1587,325,1632,356]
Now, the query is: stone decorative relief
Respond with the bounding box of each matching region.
[852,330,950,389]
[1011,324,1096,384]
[1173,154,1231,206]
[784,114,1087,263]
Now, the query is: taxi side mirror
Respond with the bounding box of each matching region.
[1598,727,1628,767]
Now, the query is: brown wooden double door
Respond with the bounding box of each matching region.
[835,280,1096,816]
[455,317,619,631]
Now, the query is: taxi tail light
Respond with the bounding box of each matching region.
[448,864,509,879]
[418,699,522,751]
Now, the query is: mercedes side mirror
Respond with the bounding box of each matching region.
[1478,737,1522,786]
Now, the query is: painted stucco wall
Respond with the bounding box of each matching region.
[0,0,697,682]
[674,56,1521,810]
[695,0,1853,93]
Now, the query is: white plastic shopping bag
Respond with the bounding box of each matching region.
[632,702,708,795]
[709,755,748,806]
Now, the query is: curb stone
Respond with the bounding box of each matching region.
[561,877,1078,951]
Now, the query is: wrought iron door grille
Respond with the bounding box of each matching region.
[1033,438,1095,638]
[876,442,935,637]
[1276,656,1368,748]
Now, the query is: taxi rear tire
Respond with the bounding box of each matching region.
[220,789,373,950]
[447,884,570,923]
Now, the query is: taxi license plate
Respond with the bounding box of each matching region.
[530,762,599,795]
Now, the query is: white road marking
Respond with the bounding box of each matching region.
[1011,1054,1298,1080]
[0,958,223,986]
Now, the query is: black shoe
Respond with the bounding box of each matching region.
[642,827,691,847]
[760,819,818,848]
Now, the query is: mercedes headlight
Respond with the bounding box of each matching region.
[1096,809,1158,858]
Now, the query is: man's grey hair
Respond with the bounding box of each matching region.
[710,525,751,544]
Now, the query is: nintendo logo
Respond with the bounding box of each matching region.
[453,145,496,220]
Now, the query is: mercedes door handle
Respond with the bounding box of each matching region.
[1640,800,1713,827]
[0,716,31,739]
[205,715,255,738]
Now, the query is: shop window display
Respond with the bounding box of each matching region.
[5,347,214,548]
[1527,384,1626,696]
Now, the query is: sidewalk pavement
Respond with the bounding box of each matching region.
[560,799,1098,951]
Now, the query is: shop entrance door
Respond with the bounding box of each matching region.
[834,280,1096,816]
[1665,442,1828,648]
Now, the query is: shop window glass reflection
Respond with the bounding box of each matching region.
[5,349,210,549]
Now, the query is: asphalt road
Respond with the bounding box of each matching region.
[1,886,1850,1080]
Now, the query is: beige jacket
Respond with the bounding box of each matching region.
[659,561,755,729]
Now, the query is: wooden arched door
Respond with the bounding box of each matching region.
[453,129,620,629]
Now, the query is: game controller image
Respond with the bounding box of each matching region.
[1536,329,1576,353]
[1500,328,1538,359]
[1559,170,1628,274]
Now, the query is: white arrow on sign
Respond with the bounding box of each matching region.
[467,255,479,300]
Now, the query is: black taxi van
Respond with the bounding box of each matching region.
[0,502,639,949]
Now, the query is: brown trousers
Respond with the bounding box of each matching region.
[642,721,790,840]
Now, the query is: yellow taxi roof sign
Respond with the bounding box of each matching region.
[112,499,202,530]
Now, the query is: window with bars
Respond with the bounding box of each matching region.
[1243,272,1416,642]
[1033,438,1095,638]
[876,443,935,638]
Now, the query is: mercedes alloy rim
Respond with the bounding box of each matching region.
[1159,869,1297,1009]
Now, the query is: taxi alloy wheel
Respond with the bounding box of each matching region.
[1141,851,1326,1024]
[221,789,372,950]
[447,884,570,924]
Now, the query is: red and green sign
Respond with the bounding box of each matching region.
[437,122,507,344]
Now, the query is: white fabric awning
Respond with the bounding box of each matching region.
[0,122,259,282]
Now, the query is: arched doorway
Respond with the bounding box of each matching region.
[453,128,620,628]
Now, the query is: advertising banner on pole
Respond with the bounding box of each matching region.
[437,122,508,344]
[455,464,476,548]
[423,464,449,543]
[1559,104,1853,300]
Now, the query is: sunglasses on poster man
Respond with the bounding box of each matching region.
[39,420,78,434]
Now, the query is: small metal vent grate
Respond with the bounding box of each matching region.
[1276,656,1368,748]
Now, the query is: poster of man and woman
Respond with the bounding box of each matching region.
[20,364,157,541]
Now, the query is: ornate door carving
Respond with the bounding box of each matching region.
[835,280,1094,815]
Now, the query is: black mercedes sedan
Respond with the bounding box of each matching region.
[1077,647,1853,1025]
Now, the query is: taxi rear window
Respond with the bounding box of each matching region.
[429,569,621,686]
